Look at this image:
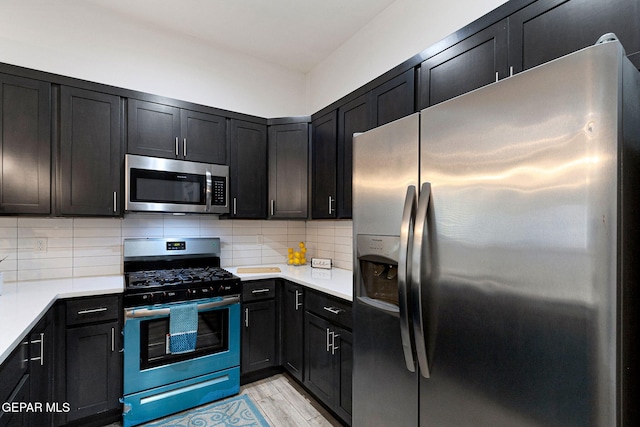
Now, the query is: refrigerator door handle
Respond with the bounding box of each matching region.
[411,182,431,378]
[398,185,418,372]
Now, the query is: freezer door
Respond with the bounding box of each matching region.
[418,41,625,426]
[352,113,420,427]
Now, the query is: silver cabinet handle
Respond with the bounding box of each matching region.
[328,196,335,215]
[323,306,343,315]
[183,138,187,157]
[233,197,237,215]
[331,332,340,355]
[30,332,44,366]
[244,307,249,327]
[251,288,271,294]
[78,307,108,315]
[113,191,117,213]
[270,200,275,216]
[411,182,432,379]
[111,327,115,352]
[326,328,331,352]
[175,137,179,157]
[399,185,417,372]
[295,290,302,310]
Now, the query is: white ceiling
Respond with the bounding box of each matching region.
[85,0,398,74]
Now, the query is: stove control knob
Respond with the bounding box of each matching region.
[140,293,154,304]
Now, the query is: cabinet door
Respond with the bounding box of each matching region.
[419,19,508,109]
[336,328,353,425]
[229,119,268,218]
[282,282,304,381]
[509,0,640,73]
[337,94,372,219]
[311,111,338,219]
[241,300,277,374]
[268,122,309,219]
[180,109,227,164]
[59,86,122,216]
[0,74,51,214]
[371,69,415,126]
[304,311,335,407]
[127,99,180,159]
[65,321,121,423]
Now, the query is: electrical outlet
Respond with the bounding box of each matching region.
[35,237,48,252]
[256,235,263,245]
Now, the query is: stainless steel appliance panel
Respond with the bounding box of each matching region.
[352,113,419,238]
[352,114,420,427]
[418,40,625,427]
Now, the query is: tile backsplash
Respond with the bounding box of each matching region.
[0,216,353,283]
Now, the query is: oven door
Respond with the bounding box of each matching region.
[123,296,240,395]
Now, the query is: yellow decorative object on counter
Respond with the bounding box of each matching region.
[288,242,307,266]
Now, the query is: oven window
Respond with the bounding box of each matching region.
[140,308,229,369]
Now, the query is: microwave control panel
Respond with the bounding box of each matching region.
[212,177,226,206]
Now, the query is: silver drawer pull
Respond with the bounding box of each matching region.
[323,306,344,315]
[77,307,108,315]
[251,288,271,294]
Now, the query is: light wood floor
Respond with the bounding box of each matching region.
[241,374,342,427]
[106,373,342,426]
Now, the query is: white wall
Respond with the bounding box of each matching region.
[0,0,307,118]
[1,0,506,117]
[306,0,507,113]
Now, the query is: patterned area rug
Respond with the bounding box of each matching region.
[141,394,271,427]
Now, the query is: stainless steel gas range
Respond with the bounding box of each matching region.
[121,237,241,427]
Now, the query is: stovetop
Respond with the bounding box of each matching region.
[123,237,240,307]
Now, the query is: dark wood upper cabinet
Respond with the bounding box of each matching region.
[58,86,122,216]
[509,0,640,73]
[311,111,338,219]
[0,73,51,214]
[128,99,227,164]
[268,122,309,219]
[419,19,508,109]
[127,99,180,159]
[180,109,227,164]
[337,94,372,219]
[371,69,415,126]
[229,119,268,218]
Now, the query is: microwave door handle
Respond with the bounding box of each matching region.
[205,170,212,212]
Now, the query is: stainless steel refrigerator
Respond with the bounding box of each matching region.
[352,37,640,427]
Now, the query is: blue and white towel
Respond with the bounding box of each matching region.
[169,303,198,354]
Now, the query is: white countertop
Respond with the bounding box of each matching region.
[0,276,124,365]
[0,265,352,366]
[226,264,353,301]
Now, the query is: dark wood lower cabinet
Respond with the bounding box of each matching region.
[241,299,278,374]
[63,295,123,426]
[65,321,121,423]
[281,281,304,381]
[304,312,352,425]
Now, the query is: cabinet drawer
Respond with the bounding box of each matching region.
[66,295,120,325]
[242,280,277,302]
[306,291,352,330]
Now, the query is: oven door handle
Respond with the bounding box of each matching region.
[125,296,239,319]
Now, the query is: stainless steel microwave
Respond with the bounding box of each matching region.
[125,154,229,214]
